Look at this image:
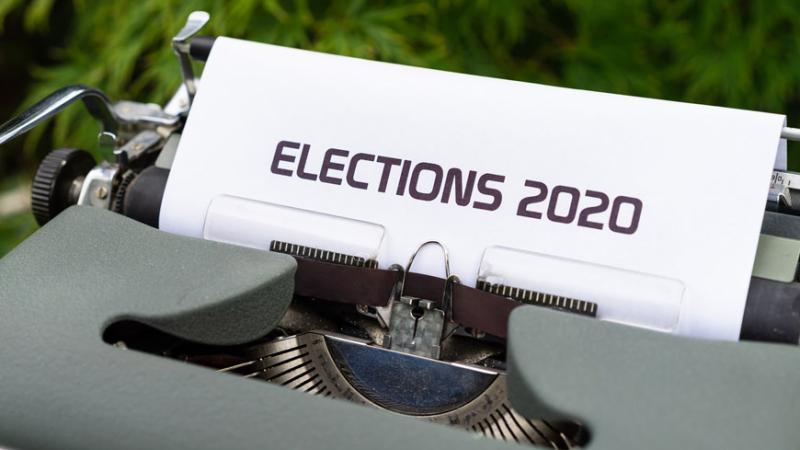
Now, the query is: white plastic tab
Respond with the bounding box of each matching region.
[479,246,685,332]
[203,195,385,260]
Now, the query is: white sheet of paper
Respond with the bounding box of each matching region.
[160,37,786,340]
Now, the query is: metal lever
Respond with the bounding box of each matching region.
[770,128,800,212]
[172,11,210,105]
[385,241,461,359]
[400,240,458,322]
[0,85,118,147]
[783,128,800,141]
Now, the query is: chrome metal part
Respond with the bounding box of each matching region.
[400,240,459,321]
[218,332,581,449]
[401,240,452,294]
[172,11,210,104]
[771,170,800,191]
[781,127,800,141]
[771,185,792,210]
[0,85,179,151]
[115,130,163,163]
[384,241,462,358]
[155,133,182,169]
[113,101,180,128]
[97,131,117,158]
[386,297,445,358]
[770,170,800,212]
[163,85,193,118]
[355,304,391,329]
[77,162,118,209]
[772,129,800,212]
[0,85,118,146]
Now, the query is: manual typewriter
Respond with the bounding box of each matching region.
[0,12,799,450]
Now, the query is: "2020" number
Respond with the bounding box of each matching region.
[516,180,642,234]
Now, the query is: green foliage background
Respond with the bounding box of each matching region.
[1,0,799,254]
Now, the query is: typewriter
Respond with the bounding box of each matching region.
[0,12,799,450]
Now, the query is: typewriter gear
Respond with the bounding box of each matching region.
[110,169,136,214]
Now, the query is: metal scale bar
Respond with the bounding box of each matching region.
[766,128,800,212]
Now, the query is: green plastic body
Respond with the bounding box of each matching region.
[0,206,798,449]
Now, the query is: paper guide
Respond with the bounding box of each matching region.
[160,37,786,340]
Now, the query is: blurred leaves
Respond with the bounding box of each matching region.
[6,0,800,152]
[0,174,33,255]
[3,0,800,254]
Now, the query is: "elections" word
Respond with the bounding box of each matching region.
[270,140,642,234]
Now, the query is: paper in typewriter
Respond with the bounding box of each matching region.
[161,37,786,340]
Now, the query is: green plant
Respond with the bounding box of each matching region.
[2,0,800,254]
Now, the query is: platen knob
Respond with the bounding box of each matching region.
[31,148,95,225]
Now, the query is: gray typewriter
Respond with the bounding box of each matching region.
[0,12,799,450]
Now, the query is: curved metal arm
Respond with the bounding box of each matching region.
[172,11,210,104]
[400,240,459,320]
[0,84,118,146]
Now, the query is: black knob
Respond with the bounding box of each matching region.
[189,36,216,62]
[31,148,95,226]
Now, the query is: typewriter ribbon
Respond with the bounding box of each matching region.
[279,240,597,339]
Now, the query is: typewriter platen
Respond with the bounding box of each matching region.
[1,12,799,450]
